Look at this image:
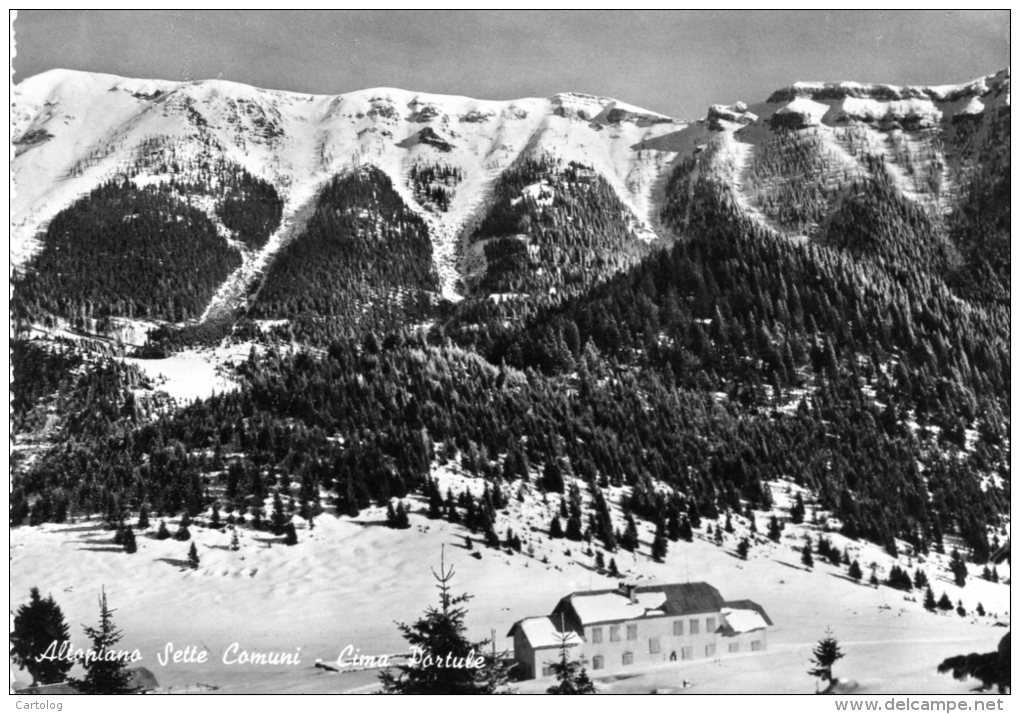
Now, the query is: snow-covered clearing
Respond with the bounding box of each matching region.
[10,463,1008,694]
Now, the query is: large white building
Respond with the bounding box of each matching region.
[508,581,771,679]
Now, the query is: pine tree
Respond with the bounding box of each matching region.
[564,514,583,541]
[737,538,750,560]
[230,527,240,551]
[378,547,511,693]
[608,558,620,578]
[950,549,968,587]
[155,520,171,540]
[210,503,221,529]
[549,516,564,539]
[187,542,200,570]
[848,560,863,582]
[395,501,411,529]
[137,506,149,530]
[678,516,693,543]
[11,588,73,686]
[271,492,287,535]
[808,627,845,689]
[74,589,134,694]
[594,551,605,571]
[937,591,954,611]
[768,516,782,542]
[976,602,985,617]
[545,625,597,694]
[651,522,668,562]
[284,521,298,545]
[801,543,814,569]
[620,514,638,552]
[956,600,967,617]
[542,460,565,494]
[122,527,137,554]
[174,517,191,541]
[923,586,937,612]
[913,569,929,589]
[791,493,806,524]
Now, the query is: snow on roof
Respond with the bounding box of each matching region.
[564,584,722,625]
[722,608,768,633]
[513,616,583,649]
[569,592,644,625]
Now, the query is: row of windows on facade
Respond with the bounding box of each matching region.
[541,640,763,675]
[589,616,717,644]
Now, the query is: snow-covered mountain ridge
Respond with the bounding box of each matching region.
[12,69,685,305]
[12,67,1009,321]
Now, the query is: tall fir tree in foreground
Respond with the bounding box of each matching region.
[808,627,845,691]
[545,624,597,694]
[379,546,511,694]
[11,587,73,685]
[74,589,135,694]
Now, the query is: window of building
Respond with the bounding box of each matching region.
[626,624,638,641]
[706,617,717,632]
[592,655,604,670]
[728,642,739,653]
[649,637,660,654]
[690,619,700,635]
[622,652,634,666]
[705,644,716,657]
[681,646,693,660]
[673,620,683,636]
[541,665,554,677]
[591,627,603,644]
[609,625,620,642]
[751,640,763,652]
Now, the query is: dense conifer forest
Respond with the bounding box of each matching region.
[11,162,282,325]
[9,108,1009,570]
[249,166,439,343]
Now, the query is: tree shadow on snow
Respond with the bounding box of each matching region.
[827,572,861,585]
[774,559,810,572]
[156,557,193,569]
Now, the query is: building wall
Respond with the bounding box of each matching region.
[512,631,563,680]
[514,615,769,679]
[720,627,767,656]
[580,610,722,675]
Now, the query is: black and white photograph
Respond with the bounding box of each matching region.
[9,9,1011,700]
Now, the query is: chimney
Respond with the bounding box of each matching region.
[619,582,637,603]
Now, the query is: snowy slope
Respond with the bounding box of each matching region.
[9,461,1009,693]
[12,69,686,306]
[667,69,1010,238]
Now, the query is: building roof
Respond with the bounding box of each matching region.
[723,599,774,626]
[555,582,728,627]
[721,608,769,633]
[507,616,584,649]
